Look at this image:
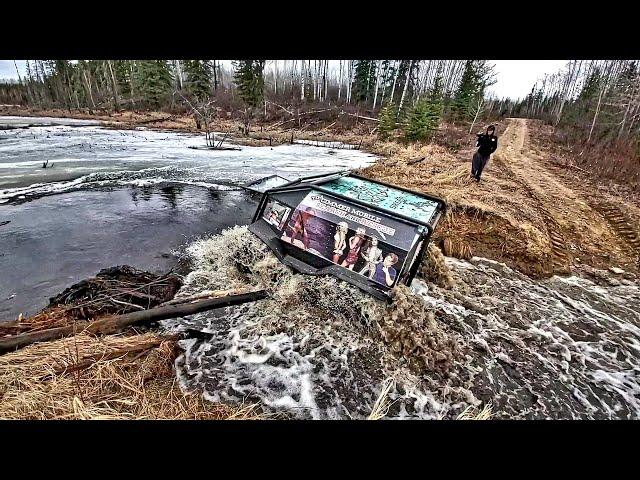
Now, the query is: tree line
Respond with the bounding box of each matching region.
[0,59,502,139]
[511,60,640,182]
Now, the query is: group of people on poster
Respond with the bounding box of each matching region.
[281,204,401,287]
[331,222,399,287]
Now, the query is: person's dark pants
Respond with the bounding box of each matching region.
[471,152,490,181]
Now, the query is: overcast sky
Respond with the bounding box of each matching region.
[0,59,569,101]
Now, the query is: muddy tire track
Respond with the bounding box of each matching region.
[493,120,571,273]
[499,159,571,273]
[592,202,640,258]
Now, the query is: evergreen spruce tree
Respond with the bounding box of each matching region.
[377,102,397,139]
[351,60,376,103]
[379,59,393,99]
[112,60,134,98]
[578,67,602,103]
[451,60,494,122]
[452,61,479,121]
[404,98,441,142]
[233,60,265,108]
[133,60,173,108]
[183,60,212,101]
[430,74,444,102]
[429,72,445,116]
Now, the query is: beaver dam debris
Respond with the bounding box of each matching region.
[248,171,446,300]
[1,266,181,335]
[0,266,267,354]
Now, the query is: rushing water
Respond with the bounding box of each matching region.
[0,117,376,318]
[164,230,640,420]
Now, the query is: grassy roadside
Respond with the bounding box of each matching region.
[0,331,264,419]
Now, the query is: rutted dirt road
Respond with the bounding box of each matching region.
[364,117,639,280]
[494,118,639,276]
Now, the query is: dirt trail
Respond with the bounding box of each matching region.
[362,117,640,278]
[495,118,639,274]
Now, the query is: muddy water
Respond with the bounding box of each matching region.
[165,229,640,420]
[0,186,257,318]
[416,258,640,419]
[0,117,376,319]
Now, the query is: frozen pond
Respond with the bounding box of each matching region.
[0,117,376,319]
[0,121,374,197]
[0,115,101,129]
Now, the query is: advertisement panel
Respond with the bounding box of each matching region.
[277,191,420,288]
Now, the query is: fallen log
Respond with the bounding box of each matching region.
[265,101,293,116]
[160,288,255,306]
[0,289,268,355]
[343,112,379,122]
[188,145,242,151]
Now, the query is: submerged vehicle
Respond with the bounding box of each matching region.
[248,171,446,300]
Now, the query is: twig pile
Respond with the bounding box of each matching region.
[1,266,182,336]
[51,265,182,319]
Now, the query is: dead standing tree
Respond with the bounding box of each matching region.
[174,91,236,150]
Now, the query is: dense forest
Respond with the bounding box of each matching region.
[0,60,506,139]
[1,59,639,183]
[512,60,640,181]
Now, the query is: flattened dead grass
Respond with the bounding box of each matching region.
[0,332,263,420]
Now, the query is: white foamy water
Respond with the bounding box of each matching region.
[412,258,640,419]
[164,229,640,419]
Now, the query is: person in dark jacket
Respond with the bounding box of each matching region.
[471,125,498,182]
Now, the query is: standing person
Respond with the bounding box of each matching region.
[359,237,383,279]
[373,253,399,287]
[471,125,498,182]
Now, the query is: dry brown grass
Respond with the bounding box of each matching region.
[456,402,494,420]
[363,140,542,228]
[0,307,72,336]
[367,377,397,420]
[0,332,264,420]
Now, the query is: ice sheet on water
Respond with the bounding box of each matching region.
[0,121,376,203]
[243,175,291,193]
[0,167,242,204]
[0,116,101,127]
